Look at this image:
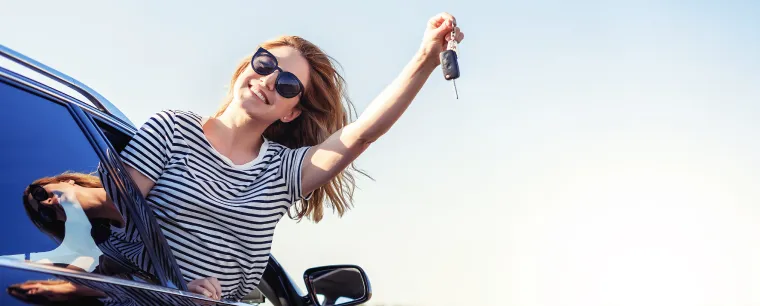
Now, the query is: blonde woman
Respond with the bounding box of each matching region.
[120,13,464,300]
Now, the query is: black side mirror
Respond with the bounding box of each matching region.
[303,265,371,306]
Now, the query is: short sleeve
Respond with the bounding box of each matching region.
[280,146,314,204]
[120,110,177,183]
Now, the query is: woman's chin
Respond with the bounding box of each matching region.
[240,100,277,121]
[240,98,266,112]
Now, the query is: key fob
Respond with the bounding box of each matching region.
[441,49,460,80]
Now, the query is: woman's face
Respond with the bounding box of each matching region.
[230,46,311,123]
[27,181,75,223]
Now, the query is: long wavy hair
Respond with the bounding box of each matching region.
[213,35,370,223]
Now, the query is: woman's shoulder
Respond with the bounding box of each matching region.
[142,109,203,129]
[146,109,201,121]
[263,139,312,162]
[263,139,308,154]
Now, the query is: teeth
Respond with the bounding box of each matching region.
[251,87,269,104]
[252,88,267,104]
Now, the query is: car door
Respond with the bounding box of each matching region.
[0,56,249,306]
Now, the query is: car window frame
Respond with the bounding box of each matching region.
[0,65,186,292]
[76,105,188,290]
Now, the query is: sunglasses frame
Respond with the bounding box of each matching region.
[250,47,305,99]
[28,184,58,223]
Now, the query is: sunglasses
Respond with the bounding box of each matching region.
[28,184,58,223]
[251,47,305,99]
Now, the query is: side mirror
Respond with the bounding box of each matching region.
[303,265,371,306]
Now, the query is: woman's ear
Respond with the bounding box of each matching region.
[65,180,76,185]
[281,107,302,123]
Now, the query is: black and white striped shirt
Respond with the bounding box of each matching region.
[118,109,311,300]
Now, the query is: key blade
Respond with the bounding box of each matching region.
[452,79,459,99]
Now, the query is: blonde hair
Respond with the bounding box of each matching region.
[213,35,368,223]
[26,172,103,189]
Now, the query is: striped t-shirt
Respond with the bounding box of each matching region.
[118,109,312,300]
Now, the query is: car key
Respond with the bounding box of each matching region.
[440,24,460,99]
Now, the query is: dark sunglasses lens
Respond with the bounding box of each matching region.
[38,205,56,223]
[252,54,277,75]
[30,186,48,202]
[276,73,302,98]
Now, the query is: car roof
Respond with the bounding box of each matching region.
[0,43,135,132]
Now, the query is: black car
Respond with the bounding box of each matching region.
[0,44,372,306]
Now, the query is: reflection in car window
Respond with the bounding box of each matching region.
[0,81,156,286]
[21,177,109,272]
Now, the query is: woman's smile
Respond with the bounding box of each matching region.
[248,83,270,105]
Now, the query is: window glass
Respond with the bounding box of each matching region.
[0,81,155,284]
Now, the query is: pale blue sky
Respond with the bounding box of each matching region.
[2,0,759,305]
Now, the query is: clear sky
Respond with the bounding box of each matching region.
[2,0,759,305]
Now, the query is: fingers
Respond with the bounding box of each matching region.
[18,282,39,290]
[199,279,219,300]
[429,12,462,40]
[428,12,456,30]
[430,12,456,26]
[188,283,210,298]
[445,28,465,43]
[209,277,222,299]
[189,278,221,300]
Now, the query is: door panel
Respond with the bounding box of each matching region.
[0,258,237,306]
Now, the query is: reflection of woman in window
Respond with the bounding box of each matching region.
[14,171,168,304]
[7,279,105,305]
[21,171,156,282]
[23,172,122,243]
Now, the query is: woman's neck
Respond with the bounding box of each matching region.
[205,110,268,164]
[76,187,125,227]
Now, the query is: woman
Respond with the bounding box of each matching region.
[120,13,464,300]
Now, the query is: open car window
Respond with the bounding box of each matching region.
[0,78,172,305]
[0,80,154,277]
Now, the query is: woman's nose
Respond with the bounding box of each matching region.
[260,70,279,91]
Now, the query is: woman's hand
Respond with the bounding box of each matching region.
[300,12,466,195]
[418,12,465,66]
[188,276,222,300]
[8,280,106,301]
